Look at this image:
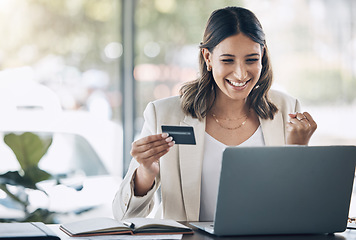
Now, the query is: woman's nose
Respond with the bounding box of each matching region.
[233,63,248,80]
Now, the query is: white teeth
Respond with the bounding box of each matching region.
[227,79,247,87]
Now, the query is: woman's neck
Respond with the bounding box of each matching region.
[210,95,250,119]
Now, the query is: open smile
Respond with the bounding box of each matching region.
[226,79,251,88]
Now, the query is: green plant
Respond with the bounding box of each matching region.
[0,132,55,223]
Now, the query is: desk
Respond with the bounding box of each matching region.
[49,223,356,240]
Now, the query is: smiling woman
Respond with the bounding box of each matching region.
[113,6,317,222]
[181,6,316,147]
[181,7,277,122]
[134,0,356,149]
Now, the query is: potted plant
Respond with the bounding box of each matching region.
[0,132,56,223]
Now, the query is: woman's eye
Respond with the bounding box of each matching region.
[221,59,234,63]
[246,58,259,64]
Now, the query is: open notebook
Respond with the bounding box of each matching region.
[60,217,193,237]
[190,146,356,236]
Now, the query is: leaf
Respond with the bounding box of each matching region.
[23,167,51,186]
[4,132,53,171]
[0,171,35,188]
[0,168,51,189]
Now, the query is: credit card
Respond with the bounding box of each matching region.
[161,125,196,145]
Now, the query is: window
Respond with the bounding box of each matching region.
[0,0,122,173]
[0,0,122,223]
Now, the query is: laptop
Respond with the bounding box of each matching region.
[190,146,356,236]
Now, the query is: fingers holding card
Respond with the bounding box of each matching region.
[161,125,196,145]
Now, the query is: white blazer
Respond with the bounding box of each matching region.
[113,90,301,221]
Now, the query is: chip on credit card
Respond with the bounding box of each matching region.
[161,125,196,145]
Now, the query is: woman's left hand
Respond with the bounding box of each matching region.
[286,112,317,145]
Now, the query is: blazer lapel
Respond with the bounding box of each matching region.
[259,111,285,146]
[179,115,205,221]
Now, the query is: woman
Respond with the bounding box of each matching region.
[113,6,317,222]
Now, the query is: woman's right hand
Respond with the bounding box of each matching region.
[130,133,174,196]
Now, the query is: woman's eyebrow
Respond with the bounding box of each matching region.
[219,54,235,57]
[246,53,260,57]
[219,53,260,58]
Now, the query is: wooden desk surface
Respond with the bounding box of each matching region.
[49,223,356,240]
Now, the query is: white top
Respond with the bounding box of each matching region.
[199,126,265,221]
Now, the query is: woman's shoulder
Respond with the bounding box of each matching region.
[145,96,185,122]
[150,95,181,109]
[268,89,298,107]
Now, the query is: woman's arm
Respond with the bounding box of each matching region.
[112,102,174,220]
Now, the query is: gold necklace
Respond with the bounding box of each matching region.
[211,110,250,130]
[211,111,248,121]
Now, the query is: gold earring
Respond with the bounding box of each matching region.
[207,65,212,71]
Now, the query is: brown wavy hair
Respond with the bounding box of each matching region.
[180,6,278,120]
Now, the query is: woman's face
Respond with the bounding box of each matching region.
[203,33,263,102]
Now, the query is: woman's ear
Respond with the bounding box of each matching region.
[201,48,212,71]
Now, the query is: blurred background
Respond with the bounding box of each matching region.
[0,0,355,223]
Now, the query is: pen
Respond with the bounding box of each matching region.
[122,221,135,228]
